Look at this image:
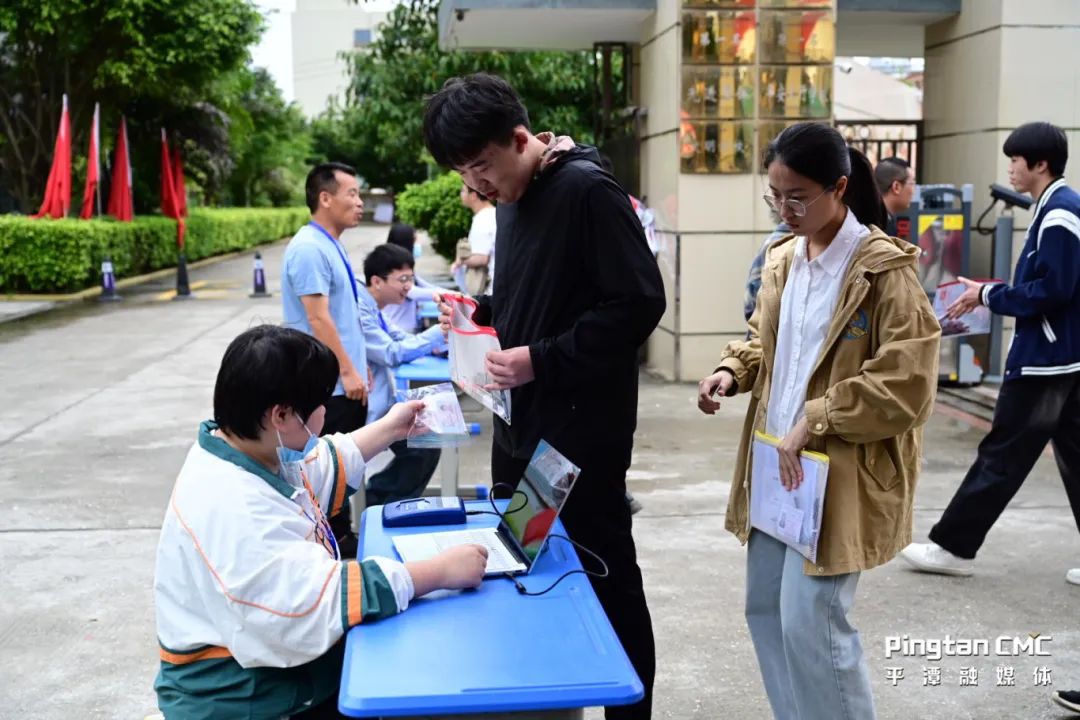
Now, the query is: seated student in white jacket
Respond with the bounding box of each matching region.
[153,324,487,719]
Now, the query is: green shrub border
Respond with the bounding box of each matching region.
[395,172,472,261]
[0,207,310,293]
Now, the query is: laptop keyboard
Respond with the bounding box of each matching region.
[431,529,525,574]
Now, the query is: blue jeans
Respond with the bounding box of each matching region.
[745,531,876,720]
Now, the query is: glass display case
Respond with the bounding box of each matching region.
[680,121,754,174]
[679,1,834,174]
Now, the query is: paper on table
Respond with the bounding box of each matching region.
[749,431,829,563]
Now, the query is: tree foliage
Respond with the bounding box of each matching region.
[395,172,472,260]
[0,0,264,212]
[221,68,313,207]
[312,0,596,191]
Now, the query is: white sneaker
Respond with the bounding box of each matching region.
[1066,568,1080,586]
[1052,689,1080,714]
[899,542,975,577]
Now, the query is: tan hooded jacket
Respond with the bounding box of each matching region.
[717,227,941,576]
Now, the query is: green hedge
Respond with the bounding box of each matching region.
[0,207,310,293]
[395,172,472,261]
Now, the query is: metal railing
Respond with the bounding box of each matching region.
[838,120,924,182]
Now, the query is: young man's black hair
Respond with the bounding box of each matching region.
[1003,122,1068,177]
[304,161,358,214]
[213,325,338,440]
[363,243,415,286]
[874,156,910,196]
[422,74,530,168]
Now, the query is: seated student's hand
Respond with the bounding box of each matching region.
[697,370,735,414]
[436,544,488,589]
[383,400,425,441]
[406,544,488,597]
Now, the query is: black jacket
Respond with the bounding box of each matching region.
[474,146,666,466]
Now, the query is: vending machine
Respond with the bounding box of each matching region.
[895,184,984,386]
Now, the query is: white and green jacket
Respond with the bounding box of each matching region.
[153,421,414,719]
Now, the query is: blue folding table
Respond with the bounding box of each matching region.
[417,299,441,322]
[339,501,643,718]
[394,354,451,394]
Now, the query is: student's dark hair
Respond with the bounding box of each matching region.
[213,325,338,440]
[364,243,414,285]
[764,122,887,229]
[1003,122,1068,177]
[423,73,530,168]
[305,161,357,214]
[874,157,911,195]
[386,223,416,251]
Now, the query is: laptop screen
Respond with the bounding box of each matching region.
[501,440,580,564]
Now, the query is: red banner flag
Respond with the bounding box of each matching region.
[79,103,101,219]
[161,128,185,249]
[172,145,187,218]
[32,94,72,219]
[106,117,133,222]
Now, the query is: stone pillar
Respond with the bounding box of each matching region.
[640,0,837,381]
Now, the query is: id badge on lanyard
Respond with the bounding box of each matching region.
[293,467,340,560]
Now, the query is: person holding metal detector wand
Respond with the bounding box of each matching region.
[901,122,1080,584]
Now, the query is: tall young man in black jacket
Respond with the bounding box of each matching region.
[424,74,665,719]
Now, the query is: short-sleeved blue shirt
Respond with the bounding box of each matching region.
[280,223,367,396]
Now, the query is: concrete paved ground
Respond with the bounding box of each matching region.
[1,224,1078,720]
[0,300,54,324]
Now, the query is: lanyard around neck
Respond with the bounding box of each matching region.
[308,221,359,304]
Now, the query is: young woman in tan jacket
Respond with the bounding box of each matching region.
[697,122,941,719]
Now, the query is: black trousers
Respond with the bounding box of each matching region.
[492,442,656,720]
[291,691,346,719]
[930,373,1080,559]
[366,439,440,506]
[322,395,368,560]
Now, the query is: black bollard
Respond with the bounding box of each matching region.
[99,256,122,302]
[249,252,271,298]
[173,251,193,300]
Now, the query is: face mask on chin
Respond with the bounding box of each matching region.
[276,415,318,487]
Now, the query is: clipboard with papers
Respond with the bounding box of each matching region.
[749,431,830,563]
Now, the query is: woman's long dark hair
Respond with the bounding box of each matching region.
[386,223,416,251]
[764,122,887,229]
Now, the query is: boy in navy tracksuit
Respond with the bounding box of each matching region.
[901,122,1080,583]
